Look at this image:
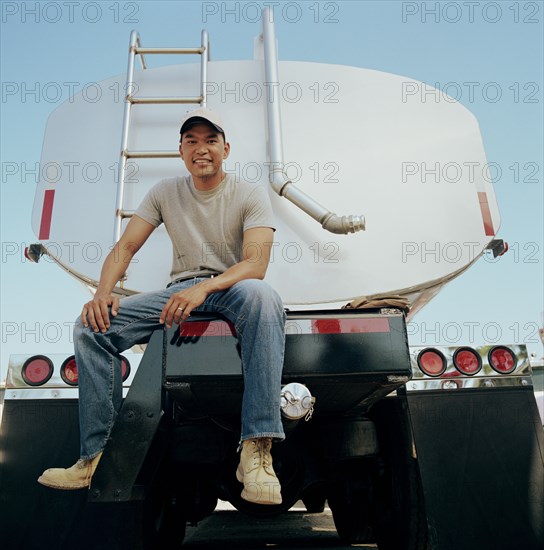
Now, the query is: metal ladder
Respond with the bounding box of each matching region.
[113,29,210,244]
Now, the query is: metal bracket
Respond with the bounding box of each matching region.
[485,238,508,258]
[89,327,165,503]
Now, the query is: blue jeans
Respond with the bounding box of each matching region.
[74,278,286,459]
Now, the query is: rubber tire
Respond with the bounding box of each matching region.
[301,492,326,513]
[328,466,374,544]
[142,468,186,549]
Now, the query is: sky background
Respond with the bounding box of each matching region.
[1,0,543,378]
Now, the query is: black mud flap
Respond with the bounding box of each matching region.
[405,386,544,550]
[0,399,144,550]
[0,328,168,549]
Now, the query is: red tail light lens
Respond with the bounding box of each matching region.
[60,356,79,386]
[453,347,482,376]
[121,356,131,382]
[488,346,517,374]
[417,348,447,377]
[22,355,54,386]
[60,355,130,385]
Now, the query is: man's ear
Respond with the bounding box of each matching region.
[223,141,231,160]
[179,143,184,159]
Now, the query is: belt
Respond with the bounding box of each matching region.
[167,273,218,288]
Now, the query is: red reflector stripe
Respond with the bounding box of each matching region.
[311,318,390,334]
[287,318,390,335]
[180,320,236,337]
[478,192,495,236]
[39,189,55,240]
[179,317,391,337]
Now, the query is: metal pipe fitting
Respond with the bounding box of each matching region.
[261,8,365,235]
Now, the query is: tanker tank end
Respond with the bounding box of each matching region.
[31,11,502,311]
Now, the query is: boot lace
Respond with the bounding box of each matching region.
[248,438,273,473]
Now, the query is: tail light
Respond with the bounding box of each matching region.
[488,346,517,374]
[22,355,54,386]
[60,356,78,386]
[453,347,482,376]
[60,355,131,386]
[417,348,447,377]
[121,356,131,382]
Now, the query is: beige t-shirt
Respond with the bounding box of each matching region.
[135,174,275,282]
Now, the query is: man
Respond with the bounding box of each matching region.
[38,107,286,505]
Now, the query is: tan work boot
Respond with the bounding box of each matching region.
[236,438,282,505]
[37,452,102,490]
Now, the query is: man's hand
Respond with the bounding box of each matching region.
[80,216,155,333]
[82,293,120,333]
[159,227,274,328]
[160,283,210,327]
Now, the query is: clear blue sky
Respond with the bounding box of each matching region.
[1,1,543,377]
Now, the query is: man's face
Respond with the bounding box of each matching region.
[179,123,230,182]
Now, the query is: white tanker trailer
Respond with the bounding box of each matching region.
[1,9,542,550]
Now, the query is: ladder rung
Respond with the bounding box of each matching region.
[128,96,202,105]
[123,150,180,159]
[135,47,204,55]
[114,30,210,245]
